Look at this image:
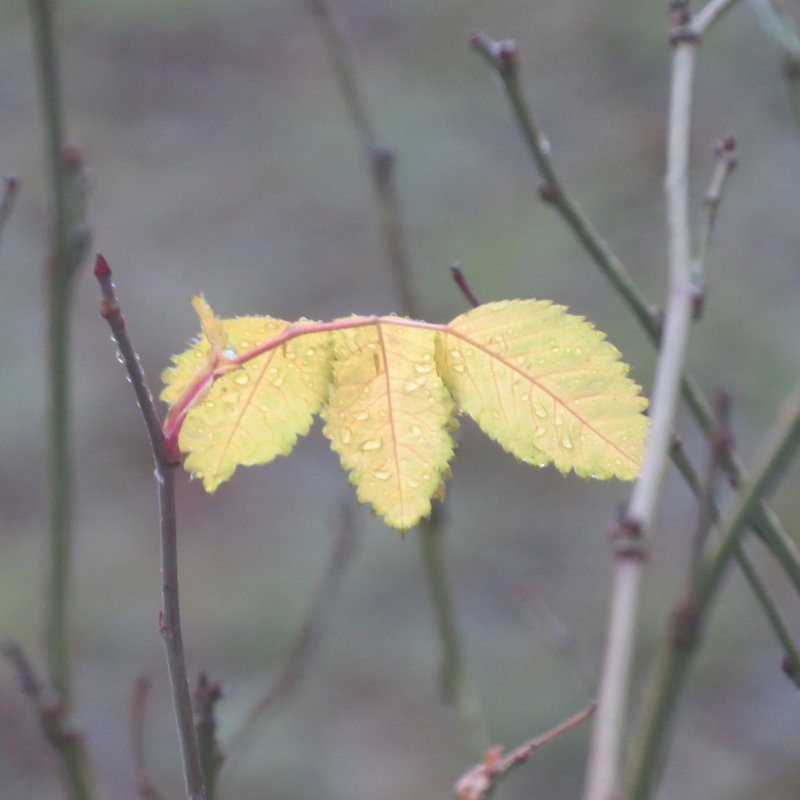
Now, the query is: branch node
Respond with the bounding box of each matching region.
[609,512,648,561]
[669,599,702,650]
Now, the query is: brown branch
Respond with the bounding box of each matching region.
[2,641,95,800]
[305,0,418,315]
[193,673,225,800]
[455,701,596,800]
[94,254,206,800]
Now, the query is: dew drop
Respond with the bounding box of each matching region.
[404,380,419,392]
[410,425,423,437]
[340,428,352,444]
[354,411,369,421]
[222,347,237,359]
[273,375,284,387]
[406,478,420,489]
[452,364,466,373]
[561,433,574,449]
[238,340,252,349]
[205,401,216,408]
[305,347,315,356]
[414,362,435,374]
[534,403,549,419]
[285,351,297,360]
[449,349,463,360]
[233,372,250,385]
[363,385,371,394]
[373,470,391,481]
[534,427,546,437]
[361,439,382,451]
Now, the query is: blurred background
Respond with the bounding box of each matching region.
[1,1,800,798]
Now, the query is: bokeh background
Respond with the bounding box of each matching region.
[2,1,800,798]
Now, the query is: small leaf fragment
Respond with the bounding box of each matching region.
[322,320,457,530]
[437,299,648,480]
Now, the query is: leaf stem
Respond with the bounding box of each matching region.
[94,255,206,800]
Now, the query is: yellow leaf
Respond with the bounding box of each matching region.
[192,294,229,355]
[162,313,332,492]
[322,320,457,530]
[436,299,648,480]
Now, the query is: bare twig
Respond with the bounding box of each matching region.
[470,30,800,612]
[692,0,744,35]
[419,506,488,753]
[0,175,20,243]
[450,262,482,308]
[94,255,206,800]
[692,136,738,316]
[455,701,596,800]
[628,374,800,800]
[193,673,225,800]
[26,0,95,795]
[750,0,800,131]
[306,0,485,748]
[2,641,95,800]
[305,0,418,314]
[131,675,168,800]
[690,391,733,573]
[224,502,360,758]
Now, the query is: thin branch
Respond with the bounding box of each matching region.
[692,136,738,316]
[2,641,95,800]
[692,0,744,35]
[455,701,597,800]
[689,391,733,575]
[627,374,800,800]
[584,29,699,800]
[131,675,168,800]
[224,502,360,759]
[450,262,482,308]
[27,0,95,796]
[305,0,418,315]
[0,175,20,243]
[193,673,225,800]
[419,506,488,754]
[750,0,800,132]
[94,255,206,800]
[470,31,800,608]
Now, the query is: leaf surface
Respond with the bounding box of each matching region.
[161,308,332,492]
[436,299,648,479]
[322,320,456,529]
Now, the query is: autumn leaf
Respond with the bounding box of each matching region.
[160,296,647,530]
[322,320,457,530]
[161,302,332,492]
[436,299,647,480]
